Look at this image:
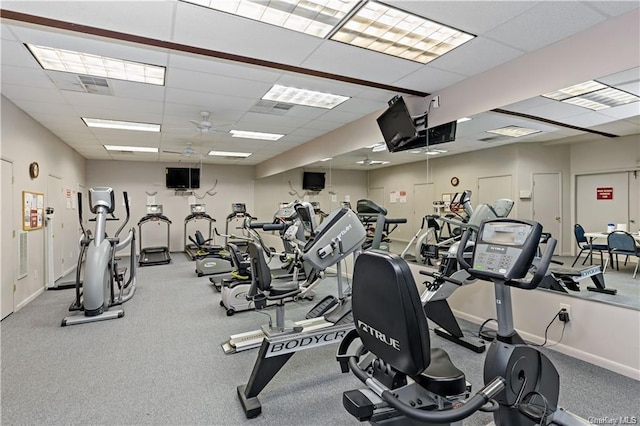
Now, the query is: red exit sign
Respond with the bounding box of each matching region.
[596,187,613,200]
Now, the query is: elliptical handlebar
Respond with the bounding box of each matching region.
[520,237,556,289]
[263,223,287,231]
[455,229,473,271]
[114,191,130,238]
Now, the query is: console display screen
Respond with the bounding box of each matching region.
[480,223,532,246]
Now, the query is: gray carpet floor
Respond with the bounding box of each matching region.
[1,254,639,425]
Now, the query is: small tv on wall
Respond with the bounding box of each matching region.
[302,172,325,191]
[377,96,427,153]
[166,167,200,189]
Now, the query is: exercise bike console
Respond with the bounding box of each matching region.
[457,219,555,290]
[454,219,590,426]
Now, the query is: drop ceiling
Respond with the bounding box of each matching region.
[1,1,639,173]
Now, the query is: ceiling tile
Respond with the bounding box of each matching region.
[174,2,324,65]
[484,2,606,52]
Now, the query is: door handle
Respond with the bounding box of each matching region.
[555,217,561,221]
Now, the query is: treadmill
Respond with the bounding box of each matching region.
[138,205,172,266]
[184,204,216,260]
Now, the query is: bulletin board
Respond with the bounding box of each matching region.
[441,192,455,212]
[23,191,45,231]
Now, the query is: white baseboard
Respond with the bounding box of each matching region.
[453,310,640,380]
[16,287,45,312]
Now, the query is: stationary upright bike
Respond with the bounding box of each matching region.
[445,218,589,425]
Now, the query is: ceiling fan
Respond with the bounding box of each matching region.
[162,141,201,157]
[356,155,389,166]
[189,111,231,134]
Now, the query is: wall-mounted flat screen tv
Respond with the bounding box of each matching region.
[428,121,457,145]
[377,97,427,153]
[302,171,325,191]
[165,167,200,189]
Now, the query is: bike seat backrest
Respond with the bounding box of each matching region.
[227,243,248,269]
[426,216,440,231]
[194,230,206,246]
[248,242,272,293]
[352,250,431,376]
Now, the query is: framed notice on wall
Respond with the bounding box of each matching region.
[23,191,44,231]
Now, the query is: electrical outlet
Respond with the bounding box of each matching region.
[559,303,571,322]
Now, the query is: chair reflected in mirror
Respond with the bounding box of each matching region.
[572,224,607,267]
[604,231,640,279]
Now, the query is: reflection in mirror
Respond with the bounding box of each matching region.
[304,67,639,311]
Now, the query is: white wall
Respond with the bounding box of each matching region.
[447,277,640,379]
[1,96,86,310]
[86,160,256,252]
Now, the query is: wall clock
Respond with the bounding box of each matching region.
[450,176,459,187]
[29,162,40,179]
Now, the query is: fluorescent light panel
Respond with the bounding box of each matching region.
[182,0,357,38]
[230,129,284,140]
[208,150,252,158]
[82,118,161,132]
[104,145,158,153]
[320,157,334,161]
[426,149,448,155]
[356,160,389,165]
[542,80,607,100]
[330,1,474,64]
[457,117,472,123]
[486,126,540,138]
[542,80,639,110]
[262,84,349,109]
[371,143,387,152]
[26,44,165,85]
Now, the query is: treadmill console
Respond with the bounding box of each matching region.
[274,205,297,221]
[231,203,246,214]
[191,204,206,214]
[147,204,163,215]
[471,220,541,281]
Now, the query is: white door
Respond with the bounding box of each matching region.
[533,173,561,254]
[1,159,15,319]
[413,183,435,232]
[47,175,64,280]
[576,172,628,233]
[477,175,512,206]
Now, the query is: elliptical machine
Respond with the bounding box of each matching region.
[61,188,136,326]
[434,218,590,425]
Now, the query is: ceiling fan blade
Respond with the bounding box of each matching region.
[162,150,183,154]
